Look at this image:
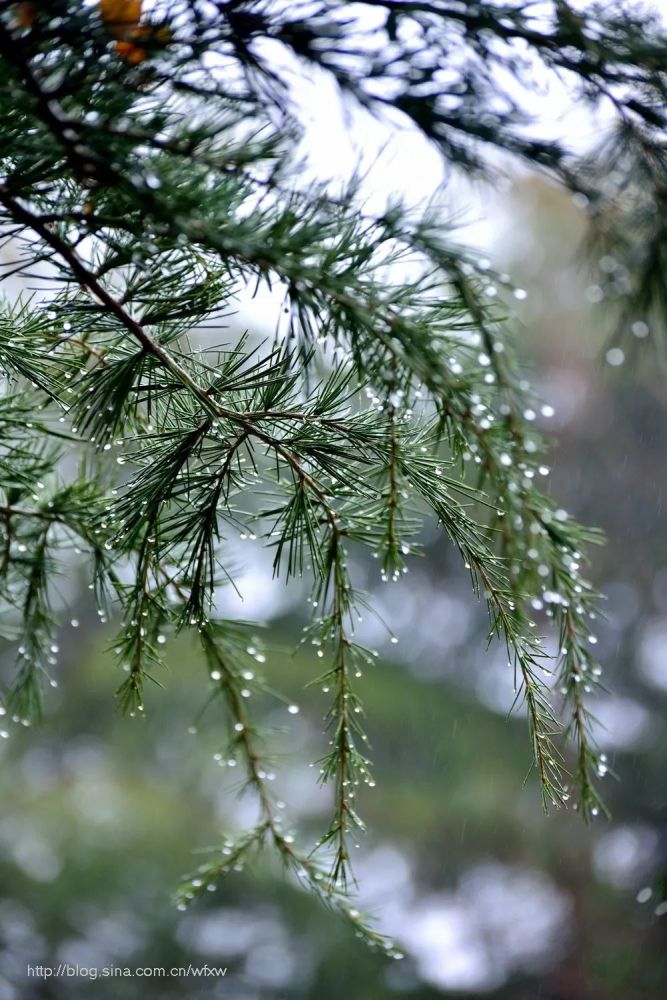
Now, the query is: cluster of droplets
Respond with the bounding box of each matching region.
[636,886,667,918]
[0,700,32,740]
[176,838,255,910]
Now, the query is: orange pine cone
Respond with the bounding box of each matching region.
[100,2,171,64]
[100,0,142,41]
[114,38,147,64]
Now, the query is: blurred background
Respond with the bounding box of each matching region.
[0,167,666,999]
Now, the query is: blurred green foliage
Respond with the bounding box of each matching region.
[0,617,665,999]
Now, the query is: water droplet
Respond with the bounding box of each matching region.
[606,347,625,367]
[605,347,625,368]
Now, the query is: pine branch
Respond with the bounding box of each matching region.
[1,0,660,955]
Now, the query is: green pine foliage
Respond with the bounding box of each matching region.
[0,0,664,952]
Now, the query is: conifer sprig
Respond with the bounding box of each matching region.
[0,0,663,948]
